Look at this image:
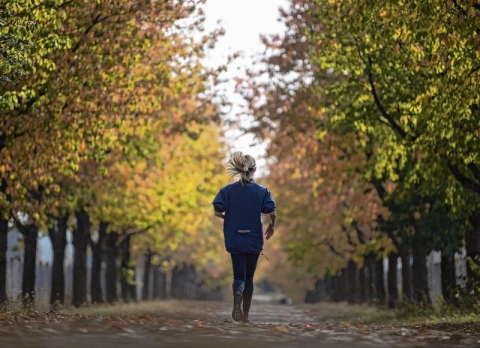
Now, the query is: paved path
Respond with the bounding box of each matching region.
[0,300,479,347]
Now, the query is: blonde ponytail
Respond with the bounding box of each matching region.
[227,151,256,185]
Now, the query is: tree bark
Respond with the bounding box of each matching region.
[412,248,430,303]
[142,249,152,301]
[359,265,369,304]
[120,235,129,302]
[121,272,128,302]
[316,279,326,302]
[90,221,107,304]
[364,253,377,304]
[466,213,480,283]
[152,265,160,300]
[129,270,137,301]
[152,265,167,300]
[347,260,359,304]
[305,279,325,303]
[105,232,119,304]
[388,253,398,308]
[328,276,334,301]
[120,234,136,302]
[0,217,7,306]
[339,269,347,302]
[374,256,386,304]
[441,252,457,304]
[49,212,69,307]
[20,223,38,308]
[0,178,8,306]
[172,265,189,300]
[324,275,332,302]
[332,275,340,302]
[400,248,413,302]
[72,208,91,307]
[171,266,179,299]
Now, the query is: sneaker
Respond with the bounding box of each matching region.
[242,311,250,323]
[232,292,244,322]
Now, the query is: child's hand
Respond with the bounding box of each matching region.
[265,224,275,240]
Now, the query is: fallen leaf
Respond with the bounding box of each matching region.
[121,327,136,334]
[275,326,289,334]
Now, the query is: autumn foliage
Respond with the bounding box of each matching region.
[241,0,480,306]
[0,0,228,308]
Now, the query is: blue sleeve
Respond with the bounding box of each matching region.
[261,188,276,214]
[212,189,226,213]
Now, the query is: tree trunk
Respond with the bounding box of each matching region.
[120,234,136,302]
[105,232,119,304]
[441,252,457,304]
[142,249,152,301]
[327,276,333,301]
[365,253,376,304]
[347,261,359,304]
[172,266,186,299]
[374,256,386,304]
[332,275,340,302]
[388,253,398,309]
[49,212,69,307]
[359,265,369,304]
[120,235,129,302]
[20,223,38,308]
[171,266,179,299]
[90,221,107,304]
[340,268,348,302]
[188,265,198,300]
[0,217,7,306]
[309,279,326,303]
[129,270,137,302]
[0,178,8,306]
[412,248,430,303]
[121,270,128,302]
[324,275,331,301]
[72,208,91,307]
[466,213,480,283]
[152,265,160,300]
[400,248,413,302]
[152,266,167,300]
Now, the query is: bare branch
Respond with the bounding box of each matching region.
[376,214,401,252]
[447,161,480,193]
[467,162,480,183]
[351,220,367,244]
[366,58,408,139]
[341,225,357,247]
[371,180,387,201]
[326,240,343,257]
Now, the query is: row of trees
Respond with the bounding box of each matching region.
[242,0,480,307]
[0,0,229,308]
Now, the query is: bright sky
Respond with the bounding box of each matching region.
[202,0,289,169]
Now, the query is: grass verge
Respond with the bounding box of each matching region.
[300,301,480,328]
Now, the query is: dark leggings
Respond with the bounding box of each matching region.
[230,253,260,313]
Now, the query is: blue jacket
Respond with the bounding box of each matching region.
[212,181,276,254]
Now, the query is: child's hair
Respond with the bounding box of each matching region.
[227,151,256,185]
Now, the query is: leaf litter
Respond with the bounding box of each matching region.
[1,302,480,347]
